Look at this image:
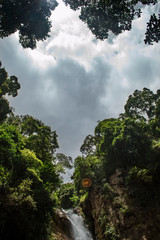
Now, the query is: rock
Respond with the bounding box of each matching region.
[81,169,160,240]
[52,209,74,240]
[74,207,80,215]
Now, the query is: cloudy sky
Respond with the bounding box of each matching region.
[1,0,160,162]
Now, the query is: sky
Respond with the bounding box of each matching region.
[0,0,160,164]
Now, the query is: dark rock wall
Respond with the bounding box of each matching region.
[52,209,74,240]
[82,169,160,240]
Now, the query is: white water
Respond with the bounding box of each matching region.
[64,209,94,240]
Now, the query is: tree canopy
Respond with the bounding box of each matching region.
[73,88,160,206]
[0,112,75,239]
[1,0,159,47]
[0,123,53,240]
[144,13,160,44]
[0,62,20,123]
[0,0,58,49]
[63,0,160,44]
[80,134,96,158]
[123,88,160,121]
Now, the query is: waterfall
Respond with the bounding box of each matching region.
[64,209,94,240]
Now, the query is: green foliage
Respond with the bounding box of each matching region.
[79,191,88,204]
[98,209,108,228]
[0,62,20,98]
[70,194,80,207]
[0,115,62,240]
[21,149,43,169]
[127,166,153,185]
[104,224,119,240]
[0,62,20,123]
[63,0,159,44]
[6,115,62,191]
[102,182,115,199]
[74,88,160,209]
[73,155,102,192]
[123,88,160,121]
[1,0,58,49]
[9,178,36,209]
[40,161,61,192]
[95,118,122,156]
[98,210,119,239]
[80,134,96,157]
[144,13,160,45]
[95,118,150,176]
[0,124,24,170]
[93,88,160,179]
[0,165,10,187]
[58,183,79,209]
[56,153,73,169]
[51,191,61,207]
[152,139,160,150]
[0,178,38,240]
[19,115,59,161]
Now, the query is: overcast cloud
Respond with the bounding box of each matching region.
[0,0,160,163]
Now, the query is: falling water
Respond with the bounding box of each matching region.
[64,209,94,240]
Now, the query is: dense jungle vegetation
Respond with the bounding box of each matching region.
[72,87,160,207]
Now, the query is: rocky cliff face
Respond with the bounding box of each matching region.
[82,169,160,240]
[51,209,73,240]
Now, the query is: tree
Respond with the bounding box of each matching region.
[95,118,122,155]
[144,14,160,45]
[0,0,58,49]
[80,0,140,40]
[0,124,24,174]
[0,121,61,240]
[72,88,160,208]
[9,115,59,161]
[6,114,61,191]
[63,0,159,44]
[0,62,20,123]
[58,183,78,209]
[123,88,160,121]
[56,153,73,169]
[93,89,160,176]
[80,134,96,158]
[73,155,102,193]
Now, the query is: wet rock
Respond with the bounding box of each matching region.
[74,207,81,215]
[52,209,74,240]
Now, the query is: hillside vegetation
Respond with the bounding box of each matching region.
[70,87,160,239]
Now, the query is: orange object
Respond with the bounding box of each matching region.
[82,178,92,188]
